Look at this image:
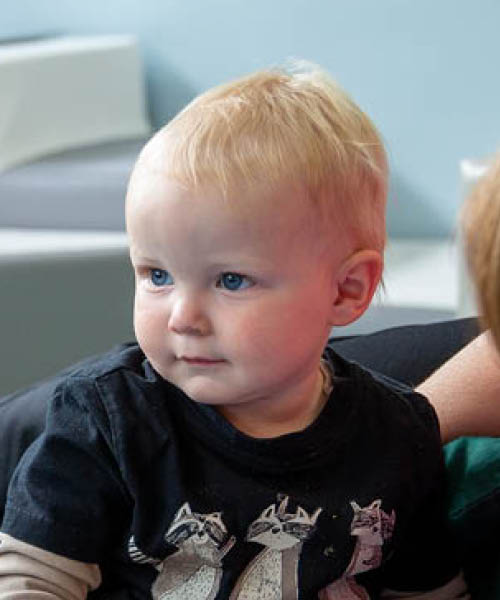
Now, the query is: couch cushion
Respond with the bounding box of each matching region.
[0,138,146,229]
[0,35,150,171]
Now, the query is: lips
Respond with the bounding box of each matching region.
[179,356,226,365]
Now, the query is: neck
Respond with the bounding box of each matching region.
[218,363,332,439]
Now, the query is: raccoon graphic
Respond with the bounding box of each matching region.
[320,499,396,600]
[128,502,235,600]
[229,495,322,600]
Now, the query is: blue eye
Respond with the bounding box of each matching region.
[150,269,173,287]
[219,272,252,291]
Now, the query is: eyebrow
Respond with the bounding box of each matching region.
[129,250,158,264]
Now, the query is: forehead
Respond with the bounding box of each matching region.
[125,164,356,272]
[127,167,323,241]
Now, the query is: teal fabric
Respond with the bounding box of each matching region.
[444,437,500,598]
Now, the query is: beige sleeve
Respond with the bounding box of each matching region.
[0,532,101,599]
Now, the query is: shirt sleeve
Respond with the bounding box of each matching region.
[1,379,131,564]
[375,394,466,597]
[0,532,100,600]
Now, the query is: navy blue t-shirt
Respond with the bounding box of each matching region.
[1,344,459,599]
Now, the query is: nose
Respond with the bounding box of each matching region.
[167,291,211,336]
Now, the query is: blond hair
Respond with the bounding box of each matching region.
[132,61,388,250]
[462,153,500,348]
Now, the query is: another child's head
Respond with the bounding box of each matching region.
[125,63,387,435]
[462,153,500,349]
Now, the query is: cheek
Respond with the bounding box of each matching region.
[226,295,328,361]
[216,304,280,360]
[133,296,165,353]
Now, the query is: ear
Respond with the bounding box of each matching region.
[329,250,383,326]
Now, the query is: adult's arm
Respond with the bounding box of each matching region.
[417,331,500,444]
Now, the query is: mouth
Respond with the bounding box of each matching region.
[179,356,226,366]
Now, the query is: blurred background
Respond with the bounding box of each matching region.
[1,0,499,393]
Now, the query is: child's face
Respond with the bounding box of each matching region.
[127,174,343,433]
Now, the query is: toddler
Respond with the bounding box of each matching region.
[0,63,466,599]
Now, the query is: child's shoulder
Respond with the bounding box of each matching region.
[324,346,441,449]
[46,344,172,462]
[47,342,168,428]
[59,342,146,382]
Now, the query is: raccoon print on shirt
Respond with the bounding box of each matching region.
[229,495,322,600]
[129,502,235,600]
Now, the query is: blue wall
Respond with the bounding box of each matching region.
[3,0,500,237]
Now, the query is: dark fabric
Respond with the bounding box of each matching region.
[332,317,480,387]
[0,318,483,597]
[0,344,136,524]
[0,319,480,526]
[2,344,459,598]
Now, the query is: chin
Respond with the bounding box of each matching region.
[175,379,221,404]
